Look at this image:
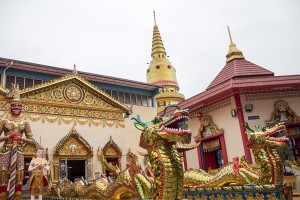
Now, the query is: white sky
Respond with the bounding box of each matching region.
[0,1,299,99]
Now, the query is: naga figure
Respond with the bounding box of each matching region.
[132,105,192,200]
[49,105,290,200]
[184,123,289,187]
[0,85,37,200]
[50,149,152,199]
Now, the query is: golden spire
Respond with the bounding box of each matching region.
[226,25,244,63]
[153,10,157,26]
[151,12,166,58]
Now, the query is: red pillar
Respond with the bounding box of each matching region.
[234,93,252,163]
[197,146,203,169]
[183,151,188,171]
[219,134,228,165]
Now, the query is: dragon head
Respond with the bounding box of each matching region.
[132,105,191,149]
[245,123,289,150]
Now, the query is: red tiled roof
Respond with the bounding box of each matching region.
[167,75,300,115]
[207,59,274,90]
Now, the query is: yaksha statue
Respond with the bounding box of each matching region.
[0,84,37,200]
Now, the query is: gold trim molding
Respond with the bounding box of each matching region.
[0,73,133,127]
[245,91,300,101]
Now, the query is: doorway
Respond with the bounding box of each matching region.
[67,159,86,182]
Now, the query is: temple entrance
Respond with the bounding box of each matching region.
[195,115,228,171]
[67,159,86,182]
[53,127,93,185]
[203,149,223,170]
[198,136,228,171]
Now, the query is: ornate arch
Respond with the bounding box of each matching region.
[101,136,122,174]
[52,126,93,184]
[126,148,137,167]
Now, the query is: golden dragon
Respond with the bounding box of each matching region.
[49,105,289,200]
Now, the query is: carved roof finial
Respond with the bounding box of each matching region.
[109,135,113,144]
[226,25,244,63]
[71,124,77,134]
[72,64,78,75]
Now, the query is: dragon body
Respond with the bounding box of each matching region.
[50,161,151,199]
[49,106,289,200]
[132,105,192,199]
[184,124,288,187]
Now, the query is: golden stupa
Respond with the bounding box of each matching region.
[146,11,185,113]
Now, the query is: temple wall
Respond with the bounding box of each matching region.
[185,117,200,169]
[240,92,300,162]
[29,104,157,179]
[186,98,245,169]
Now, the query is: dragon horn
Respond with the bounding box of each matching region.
[131,115,145,126]
[241,122,255,133]
[159,104,181,117]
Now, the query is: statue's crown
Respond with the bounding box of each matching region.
[10,84,21,102]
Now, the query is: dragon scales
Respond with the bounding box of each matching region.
[132,105,192,199]
[132,105,289,199]
[49,106,289,200]
[184,124,289,187]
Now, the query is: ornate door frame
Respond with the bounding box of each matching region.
[52,127,93,185]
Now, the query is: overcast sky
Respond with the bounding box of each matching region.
[0,1,299,99]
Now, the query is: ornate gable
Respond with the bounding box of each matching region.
[0,73,132,127]
[102,136,122,158]
[20,74,131,112]
[53,126,93,157]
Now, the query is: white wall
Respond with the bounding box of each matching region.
[186,93,300,169]
[29,104,157,179]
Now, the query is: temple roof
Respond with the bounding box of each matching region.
[206,59,274,90]
[178,74,300,113]
[166,28,300,114]
[207,26,274,90]
[0,57,159,91]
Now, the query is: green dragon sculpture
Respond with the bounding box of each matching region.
[132,105,192,200]
[184,123,289,187]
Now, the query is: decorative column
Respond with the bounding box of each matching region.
[53,157,59,185]
[219,134,228,165]
[197,146,203,169]
[234,93,252,163]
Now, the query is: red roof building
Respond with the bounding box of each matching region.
[175,27,300,170]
